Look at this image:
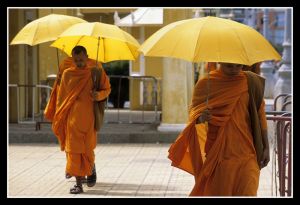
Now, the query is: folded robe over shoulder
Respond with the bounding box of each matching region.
[168,69,267,196]
[44,57,103,121]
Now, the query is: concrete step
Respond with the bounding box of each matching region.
[8,123,179,144]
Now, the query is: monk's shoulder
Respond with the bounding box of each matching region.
[61,67,74,78]
[243,71,265,83]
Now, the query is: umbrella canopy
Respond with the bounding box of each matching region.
[10,14,87,46]
[50,22,141,63]
[139,16,281,65]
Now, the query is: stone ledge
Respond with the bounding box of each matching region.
[8,132,179,144]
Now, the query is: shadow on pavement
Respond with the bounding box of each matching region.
[82,182,174,196]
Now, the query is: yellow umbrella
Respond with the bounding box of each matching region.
[50,22,140,63]
[139,16,281,66]
[10,14,87,46]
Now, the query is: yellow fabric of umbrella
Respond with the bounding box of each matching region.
[139,16,281,65]
[10,14,87,46]
[50,22,140,63]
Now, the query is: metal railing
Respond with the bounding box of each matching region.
[106,75,161,124]
[9,84,52,124]
[266,93,292,196]
[9,75,162,129]
[273,93,292,111]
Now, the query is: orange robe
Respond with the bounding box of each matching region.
[51,63,110,177]
[168,69,267,196]
[44,57,103,121]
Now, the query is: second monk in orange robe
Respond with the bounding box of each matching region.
[168,63,270,196]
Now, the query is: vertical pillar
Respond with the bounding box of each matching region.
[246,9,257,28]
[139,26,145,105]
[273,9,292,110]
[139,26,145,76]
[158,59,193,132]
[260,9,276,98]
[158,9,194,132]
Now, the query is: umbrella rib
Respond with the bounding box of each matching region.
[192,18,208,63]
[116,29,138,60]
[45,17,52,43]
[228,23,251,65]
[56,17,68,41]
[124,42,138,60]
[75,35,85,46]
[30,22,40,46]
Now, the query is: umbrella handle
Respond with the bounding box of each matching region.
[205,64,210,131]
[206,65,210,108]
[93,75,97,91]
[96,36,100,68]
[56,48,60,72]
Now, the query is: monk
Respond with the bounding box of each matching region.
[168,62,270,196]
[51,46,111,194]
[44,54,104,180]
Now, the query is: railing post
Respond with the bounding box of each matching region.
[153,77,158,123]
[142,77,145,128]
[105,75,160,124]
[32,86,35,121]
[117,77,122,123]
[266,111,291,197]
[9,84,53,124]
[287,122,291,196]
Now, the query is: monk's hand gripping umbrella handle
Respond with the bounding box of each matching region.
[196,109,211,131]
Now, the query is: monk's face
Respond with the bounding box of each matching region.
[220,63,243,76]
[72,51,88,68]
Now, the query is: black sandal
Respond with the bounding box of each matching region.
[87,164,97,187]
[70,184,83,194]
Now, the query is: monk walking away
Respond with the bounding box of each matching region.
[168,62,270,196]
[50,46,111,194]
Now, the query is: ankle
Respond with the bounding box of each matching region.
[75,176,83,187]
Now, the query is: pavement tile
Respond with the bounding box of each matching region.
[8,143,279,198]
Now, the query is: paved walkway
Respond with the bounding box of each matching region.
[8,143,275,198]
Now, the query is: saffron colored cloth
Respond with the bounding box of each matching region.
[51,63,110,177]
[168,69,267,196]
[44,57,105,121]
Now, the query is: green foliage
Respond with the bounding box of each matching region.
[103,61,129,76]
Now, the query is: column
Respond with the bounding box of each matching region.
[260,9,276,98]
[157,58,193,132]
[247,9,257,29]
[273,9,292,110]
[158,9,194,132]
